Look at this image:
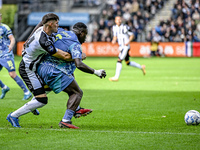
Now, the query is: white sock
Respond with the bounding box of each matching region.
[114,62,122,79]
[11,97,46,118]
[24,91,30,95]
[129,61,142,69]
[62,119,70,122]
[2,85,8,89]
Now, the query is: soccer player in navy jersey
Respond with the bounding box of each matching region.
[7,22,106,128]
[0,13,32,100]
[109,16,146,82]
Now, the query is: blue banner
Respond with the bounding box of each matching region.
[28,12,90,26]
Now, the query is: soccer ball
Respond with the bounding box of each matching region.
[184,110,200,125]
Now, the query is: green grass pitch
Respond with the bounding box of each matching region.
[0,56,200,150]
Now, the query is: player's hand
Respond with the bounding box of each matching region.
[94,69,106,79]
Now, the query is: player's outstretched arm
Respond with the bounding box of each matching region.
[75,58,106,79]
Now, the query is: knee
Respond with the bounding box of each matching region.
[35,97,48,104]
[9,72,17,79]
[117,59,122,63]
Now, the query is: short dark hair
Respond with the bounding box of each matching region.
[72,22,87,34]
[42,13,59,24]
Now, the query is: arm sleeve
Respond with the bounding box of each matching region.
[125,25,133,36]
[4,24,12,37]
[70,43,82,59]
[39,32,57,55]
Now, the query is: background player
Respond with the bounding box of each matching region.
[109,16,146,82]
[0,13,32,100]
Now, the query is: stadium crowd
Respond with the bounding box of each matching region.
[147,0,200,42]
[88,0,200,43]
[88,0,168,42]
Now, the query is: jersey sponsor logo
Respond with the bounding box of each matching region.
[45,41,52,46]
[47,45,54,52]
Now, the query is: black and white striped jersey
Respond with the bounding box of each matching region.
[112,24,133,47]
[22,26,57,71]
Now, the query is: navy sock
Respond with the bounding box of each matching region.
[63,109,75,121]
[0,80,5,88]
[14,76,28,93]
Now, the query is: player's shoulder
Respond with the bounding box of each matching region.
[35,26,43,35]
[113,24,118,28]
[123,24,131,30]
[57,28,71,37]
[112,25,118,31]
[0,23,11,31]
[33,27,43,38]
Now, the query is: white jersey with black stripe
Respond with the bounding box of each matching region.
[112,24,133,47]
[22,26,57,71]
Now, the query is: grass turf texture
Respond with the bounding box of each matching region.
[0,56,200,150]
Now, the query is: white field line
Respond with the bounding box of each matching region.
[0,127,199,135]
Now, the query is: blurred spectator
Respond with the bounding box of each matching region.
[150,31,161,57]
[91,29,100,42]
[94,0,167,42]
[155,0,200,42]
[131,0,139,16]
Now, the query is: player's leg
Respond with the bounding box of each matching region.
[0,79,10,99]
[9,71,32,100]
[109,59,122,81]
[7,58,32,100]
[109,46,129,81]
[59,80,83,129]
[2,57,32,100]
[125,51,146,75]
[0,63,10,99]
[0,79,5,88]
[7,60,46,127]
[18,60,47,113]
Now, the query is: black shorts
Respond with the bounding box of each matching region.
[19,60,45,96]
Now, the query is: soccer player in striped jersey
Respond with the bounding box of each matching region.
[0,13,32,100]
[109,16,146,82]
[6,13,72,126]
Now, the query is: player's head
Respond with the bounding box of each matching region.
[115,16,122,26]
[42,13,59,33]
[72,22,88,44]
